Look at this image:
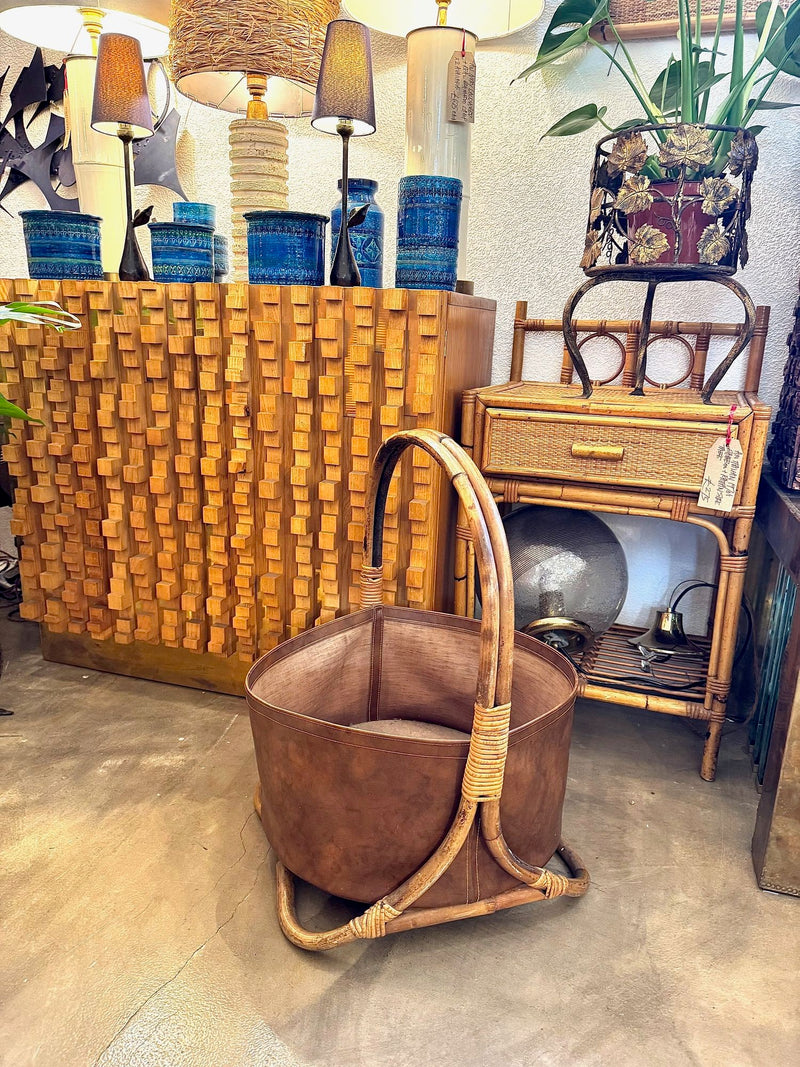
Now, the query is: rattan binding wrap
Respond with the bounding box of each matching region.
[170,0,339,88]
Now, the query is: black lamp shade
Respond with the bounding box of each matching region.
[91,32,154,138]
[311,18,376,136]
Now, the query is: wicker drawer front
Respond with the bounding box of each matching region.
[481,409,738,493]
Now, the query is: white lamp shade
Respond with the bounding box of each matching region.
[175,72,315,117]
[0,1,169,56]
[342,0,544,40]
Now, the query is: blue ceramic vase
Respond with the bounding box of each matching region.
[174,201,217,228]
[330,178,384,289]
[395,176,462,291]
[148,221,215,284]
[246,211,328,286]
[213,234,229,282]
[20,210,103,280]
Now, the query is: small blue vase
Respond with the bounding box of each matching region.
[395,176,462,291]
[330,178,384,289]
[213,234,229,282]
[20,210,103,280]
[148,221,214,284]
[246,211,328,286]
[174,201,217,228]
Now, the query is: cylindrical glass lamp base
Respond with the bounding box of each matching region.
[405,25,475,282]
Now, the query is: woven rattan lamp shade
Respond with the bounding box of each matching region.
[170,0,339,104]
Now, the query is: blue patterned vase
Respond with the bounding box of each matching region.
[213,234,229,282]
[174,201,217,228]
[246,211,328,286]
[21,210,103,280]
[395,176,462,291]
[330,178,384,289]
[148,221,215,284]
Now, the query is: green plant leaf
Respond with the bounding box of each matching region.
[758,0,800,78]
[748,98,800,108]
[650,61,682,113]
[515,0,609,80]
[0,394,41,423]
[613,117,650,130]
[541,103,608,138]
[649,61,726,115]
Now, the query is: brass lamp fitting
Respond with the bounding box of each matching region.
[246,72,269,120]
[78,6,105,55]
[436,0,451,26]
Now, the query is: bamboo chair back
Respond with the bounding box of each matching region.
[509,300,770,393]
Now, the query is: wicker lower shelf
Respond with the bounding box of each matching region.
[576,623,711,703]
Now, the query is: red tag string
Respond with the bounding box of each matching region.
[461,29,466,56]
[726,403,737,447]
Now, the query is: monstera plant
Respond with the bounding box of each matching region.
[517,0,800,270]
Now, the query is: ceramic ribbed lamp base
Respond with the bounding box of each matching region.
[229,118,289,281]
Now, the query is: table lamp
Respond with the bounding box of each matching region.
[0,2,169,275]
[311,18,375,288]
[169,0,338,281]
[91,32,154,280]
[0,0,168,54]
[342,0,544,39]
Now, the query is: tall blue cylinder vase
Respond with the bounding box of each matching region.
[331,179,384,289]
[395,176,462,292]
[21,210,103,280]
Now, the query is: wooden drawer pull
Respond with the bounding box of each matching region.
[571,443,625,461]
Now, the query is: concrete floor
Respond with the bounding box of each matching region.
[1,610,798,1067]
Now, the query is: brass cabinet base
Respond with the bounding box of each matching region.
[40,627,249,696]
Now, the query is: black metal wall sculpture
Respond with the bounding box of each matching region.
[0,47,186,218]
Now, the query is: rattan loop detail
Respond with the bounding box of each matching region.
[462,703,512,802]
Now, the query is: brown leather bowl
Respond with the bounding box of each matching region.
[246,605,578,910]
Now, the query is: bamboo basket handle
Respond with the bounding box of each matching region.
[361,429,515,801]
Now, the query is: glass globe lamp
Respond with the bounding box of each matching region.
[500,506,629,653]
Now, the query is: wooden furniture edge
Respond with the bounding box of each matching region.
[40,627,248,696]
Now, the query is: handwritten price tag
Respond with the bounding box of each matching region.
[447,50,476,124]
[698,438,743,513]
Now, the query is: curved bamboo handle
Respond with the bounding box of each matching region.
[360,429,515,730]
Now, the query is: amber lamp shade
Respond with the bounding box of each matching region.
[311,19,376,288]
[91,32,153,280]
[91,32,154,137]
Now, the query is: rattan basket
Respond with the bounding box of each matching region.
[245,428,589,951]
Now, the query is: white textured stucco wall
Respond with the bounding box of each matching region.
[1,6,799,630]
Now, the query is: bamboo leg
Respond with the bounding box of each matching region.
[701,558,748,781]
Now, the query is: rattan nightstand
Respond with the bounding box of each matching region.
[457,306,772,781]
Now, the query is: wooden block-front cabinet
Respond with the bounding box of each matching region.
[0,279,495,694]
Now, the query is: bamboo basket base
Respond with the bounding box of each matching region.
[253,785,589,948]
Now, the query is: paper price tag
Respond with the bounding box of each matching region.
[447,50,476,124]
[698,437,743,513]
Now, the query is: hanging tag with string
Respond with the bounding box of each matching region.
[447,29,475,124]
[698,404,743,513]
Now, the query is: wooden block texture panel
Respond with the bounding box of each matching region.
[0,280,495,676]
